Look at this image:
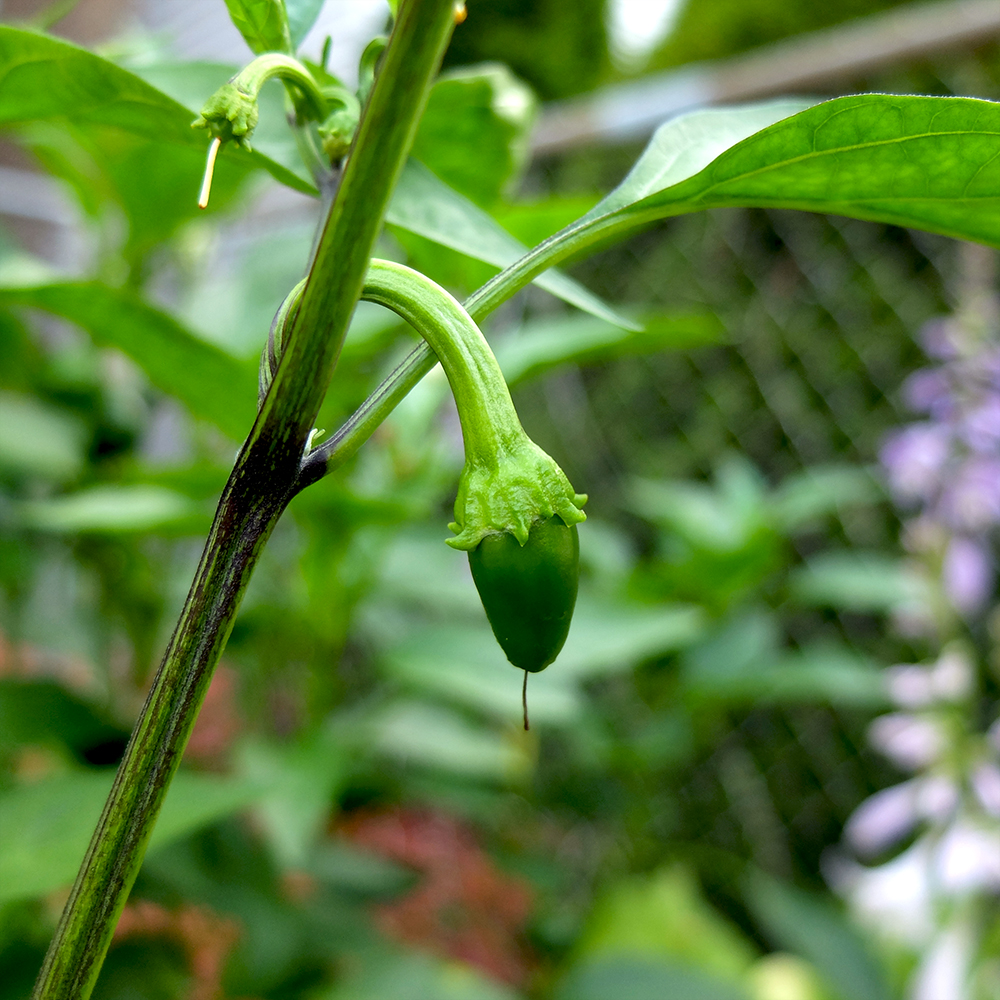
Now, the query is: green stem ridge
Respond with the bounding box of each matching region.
[31,3,458,997]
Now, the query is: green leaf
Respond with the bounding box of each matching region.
[223,0,292,55]
[682,644,888,707]
[310,840,415,898]
[789,551,931,614]
[556,959,750,1000]
[18,485,201,534]
[575,866,757,980]
[0,680,124,754]
[237,729,350,868]
[0,770,267,903]
[412,63,537,207]
[371,701,530,781]
[473,95,1000,315]
[770,465,881,530]
[630,476,766,552]
[286,0,329,48]
[382,624,584,726]
[0,27,315,195]
[679,614,887,706]
[496,310,724,387]
[0,391,86,481]
[745,873,892,1000]
[0,283,258,438]
[387,160,639,329]
[327,949,520,1000]
[555,594,705,679]
[582,100,813,223]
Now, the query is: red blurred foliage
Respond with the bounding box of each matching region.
[185,663,242,766]
[0,627,95,692]
[113,900,244,1000]
[340,806,534,987]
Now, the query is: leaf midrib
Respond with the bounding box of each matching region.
[690,129,1000,202]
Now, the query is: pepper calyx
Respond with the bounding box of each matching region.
[192,82,259,147]
[447,436,586,551]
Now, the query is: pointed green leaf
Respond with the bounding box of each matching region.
[237,730,350,868]
[580,100,812,223]
[372,700,529,781]
[746,873,892,1000]
[681,643,888,707]
[471,95,1000,316]
[575,866,757,978]
[382,624,584,727]
[556,960,750,1000]
[0,680,125,754]
[0,391,87,481]
[0,283,257,438]
[496,310,724,386]
[412,63,537,207]
[329,950,520,1000]
[388,160,639,329]
[0,27,316,195]
[770,465,881,529]
[0,770,270,903]
[18,485,201,534]
[789,551,932,614]
[223,0,292,55]
[285,0,327,48]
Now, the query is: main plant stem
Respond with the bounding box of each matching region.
[31,3,457,997]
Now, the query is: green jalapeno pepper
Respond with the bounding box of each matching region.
[469,514,580,673]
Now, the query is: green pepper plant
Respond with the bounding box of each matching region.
[4,0,1000,995]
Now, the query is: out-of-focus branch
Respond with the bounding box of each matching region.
[534,0,1000,154]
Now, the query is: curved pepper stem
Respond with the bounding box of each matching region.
[259,260,587,548]
[193,53,326,207]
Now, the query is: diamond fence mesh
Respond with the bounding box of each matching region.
[516,59,996,891]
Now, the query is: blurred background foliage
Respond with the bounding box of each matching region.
[0,0,999,998]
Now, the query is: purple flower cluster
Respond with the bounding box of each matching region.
[880,318,1000,614]
[832,648,1000,999]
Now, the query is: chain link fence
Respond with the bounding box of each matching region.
[513,42,1000,904]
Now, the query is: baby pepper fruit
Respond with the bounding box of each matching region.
[469,515,580,673]
[264,260,587,679]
